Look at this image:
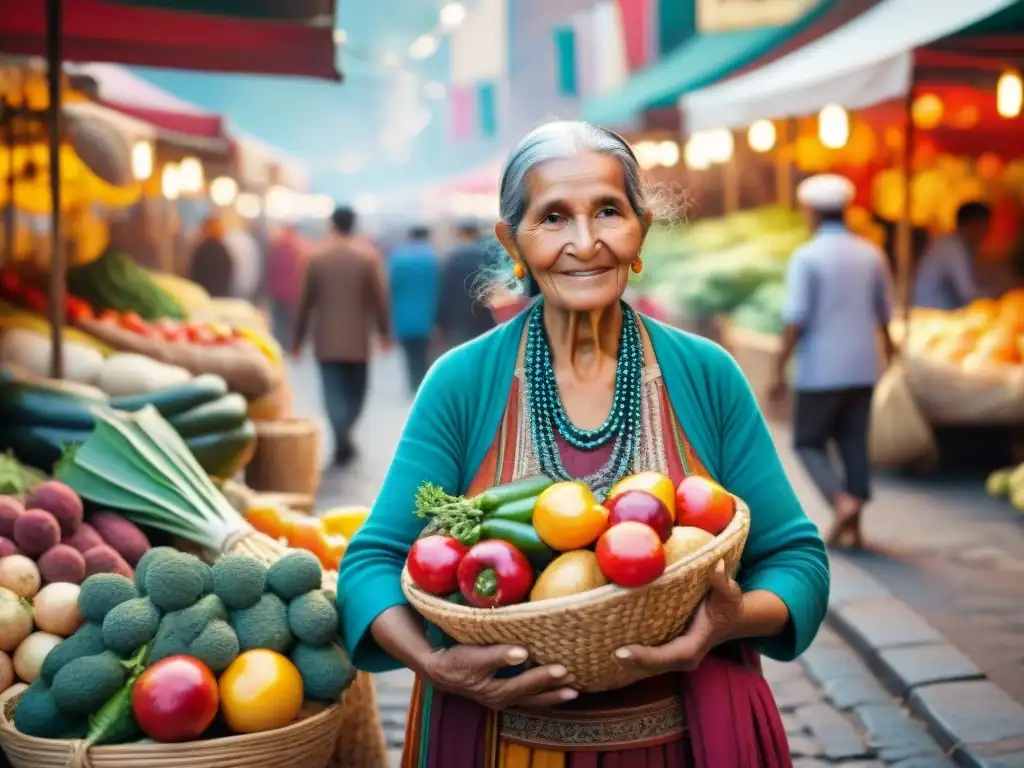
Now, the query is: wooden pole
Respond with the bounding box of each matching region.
[897,84,916,327]
[723,132,740,215]
[775,118,796,209]
[46,0,65,379]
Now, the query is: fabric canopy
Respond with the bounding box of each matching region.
[100,0,333,23]
[0,0,340,81]
[581,0,834,127]
[680,0,1022,132]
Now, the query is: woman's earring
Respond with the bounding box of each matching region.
[513,262,526,280]
[631,258,643,275]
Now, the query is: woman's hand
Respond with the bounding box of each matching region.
[613,560,744,675]
[421,644,578,711]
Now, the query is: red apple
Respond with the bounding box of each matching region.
[605,490,673,542]
[132,655,219,742]
[675,476,735,536]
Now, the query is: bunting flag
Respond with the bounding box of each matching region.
[449,85,475,141]
[658,0,696,55]
[571,0,629,98]
[449,0,508,139]
[615,0,656,71]
[553,26,577,97]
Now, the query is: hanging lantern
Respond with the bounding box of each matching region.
[209,176,239,207]
[948,103,981,130]
[997,69,1023,119]
[684,135,711,170]
[842,122,877,167]
[178,157,204,195]
[705,129,734,164]
[818,103,849,149]
[911,93,944,130]
[976,152,1005,182]
[747,120,776,152]
[794,135,829,173]
[130,141,154,182]
[161,163,181,201]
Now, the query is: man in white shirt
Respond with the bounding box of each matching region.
[771,174,896,549]
[913,202,990,310]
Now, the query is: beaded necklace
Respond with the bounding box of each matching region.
[523,299,643,498]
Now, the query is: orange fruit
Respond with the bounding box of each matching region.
[245,506,291,542]
[532,481,609,552]
[219,650,303,733]
[288,517,332,565]
[608,472,676,521]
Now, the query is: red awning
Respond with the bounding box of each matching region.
[0,0,340,81]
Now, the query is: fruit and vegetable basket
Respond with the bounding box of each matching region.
[401,472,750,693]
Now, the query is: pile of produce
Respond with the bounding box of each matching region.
[985,463,1024,512]
[244,505,369,571]
[0,453,46,497]
[729,280,787,336]
[406,472,736,607]
[0,483,151,585]
[905,293,1024,370]
[10,548,353,743]
[65,248,184,321]
[0,373,255,479]
[2,581,85,704]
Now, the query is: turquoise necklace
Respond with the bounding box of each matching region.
[524,299,643,497]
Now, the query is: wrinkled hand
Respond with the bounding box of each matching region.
[423,644,577,711]
[614,561,744,675]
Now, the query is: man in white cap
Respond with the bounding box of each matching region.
[770,173,896,548]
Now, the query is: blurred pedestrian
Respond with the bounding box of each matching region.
[266,226,307,345]
[770,174,897,549]
[293,206,391,466]
[913,201,990,310]
[187,216,233,297]
[436,220,496,350]
[387,225,440,392]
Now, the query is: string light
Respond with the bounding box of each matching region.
[747,120,776,152]
[818,104,850,149]
[131,141,153,181]
[997,69,1023,119]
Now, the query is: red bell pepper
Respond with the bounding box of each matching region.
[457,539,534,608]
[407,535,469,596]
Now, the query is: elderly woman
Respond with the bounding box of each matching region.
[339,121,830,767]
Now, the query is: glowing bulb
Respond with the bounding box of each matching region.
[818,103,849,149]
[440,2,466,30]
[705,128,734,164]
[409,34,438,60]
[658,141,680,167]
[747,120,776,152]
[684,135,711,171]
[911,93,943,130]
[131,141,153,181]
[236,193,261,219]
[997,70,1023,119]
[161,163,180,200]
[209,176,239,207]
[178,157,204,195]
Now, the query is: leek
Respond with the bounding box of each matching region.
[56,405,245,551]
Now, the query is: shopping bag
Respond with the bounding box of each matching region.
[869,361,939,468]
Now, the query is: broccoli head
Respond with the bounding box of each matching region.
[102,597,162,656]
[189,619,240,674]
[149,594,228,664]
[287,590,340,646]
[13,680,88,739]
[40,622,107,683]
[133,546,179,595]
[50,650,126,716]
[228,593,292,653]
[212,555,266,609]
[266,551,322,600]
[78,573,139,624]
[145,551,205,611]
[199,560,214,595]
[290,643,355,703]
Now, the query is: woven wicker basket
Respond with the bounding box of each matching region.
[245,418,321,497]
[403,498,750,693]
[0,693,342,768]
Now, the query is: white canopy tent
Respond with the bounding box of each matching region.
[680,0,1021,132]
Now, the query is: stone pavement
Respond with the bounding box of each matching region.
[289,350,1024,766]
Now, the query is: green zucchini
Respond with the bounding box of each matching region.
[489,496,538,524]
[479,518,555,571]
[110,374,228,417]
[185,420,256,478]
[0,425,91,473]
[0,381,105,430]
[169,393,249,438]
[474,475,553,513]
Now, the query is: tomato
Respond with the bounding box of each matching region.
[532,481,609,552]
[605,490,673,542]
[457,539,534,608]
[219,650,304,734]
[407,535,469,595]
[132,655,219,742]
[23,287,48,314]
[120,312,149,335]
[0,271,23,299]
[64,297,93,323]
[674,476,735,536]
[595,521,666,588]
[187,324,217,345]
[608,472,676,521]
[98,308,121,324]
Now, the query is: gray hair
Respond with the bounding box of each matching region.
[478,120,651,300]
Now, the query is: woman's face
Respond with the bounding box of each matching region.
[498,151,650,313]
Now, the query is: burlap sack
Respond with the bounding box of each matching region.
[869,362,939,468]
[903,353,1024,426]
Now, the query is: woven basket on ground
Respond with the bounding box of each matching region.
[244,417,321,497]
[403,498,750,693]
[0,693,342,768]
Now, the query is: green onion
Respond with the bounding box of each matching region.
[56,405,246,551]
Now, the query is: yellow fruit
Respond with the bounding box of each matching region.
[530,550,608,601]
[219,650,304,734]
[608,472,676,521]
[532,482,609,552]
[664,526,715,565]
[320,506,371,540]
[237,327,283,364]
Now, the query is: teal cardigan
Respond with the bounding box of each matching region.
[338,311,830,671]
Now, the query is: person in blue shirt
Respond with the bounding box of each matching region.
[770,174,896,550]
[388,226,440,393]
[913,202,990,310]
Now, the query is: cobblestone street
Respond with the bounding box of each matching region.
[290,350,1024,766]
